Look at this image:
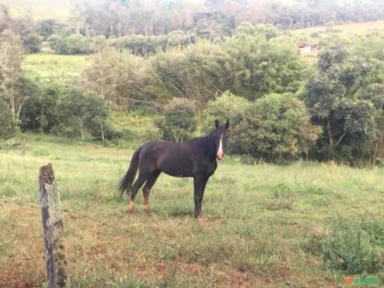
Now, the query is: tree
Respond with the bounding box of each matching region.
[80,47,149,106]
[0,30,24,123]
[56,89,109,140]
[304,43,378,162]
[232,93,317,163]
[23,33,42,53]
[360,83,384,164]
[0,96,15,139]
[50,34,91,54]
[20,84,59,133]
[193,11,234,39]
[147,41,231,107]
[223,23,305,100]
[155,98,197,143]
[201,91,248,132]
[37,19,65,40]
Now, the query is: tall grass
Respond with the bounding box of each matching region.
[0,135,383,287]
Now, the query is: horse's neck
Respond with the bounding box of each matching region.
[190,134,216,160]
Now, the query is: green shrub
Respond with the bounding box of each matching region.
[155,98,197,143]
[232,93,319,163]
[23,33,42,53]
[20,85,59,133]
[322,217,384,274]
[56,89,109,140]
[49,34,91,54]
[201,91,248,132]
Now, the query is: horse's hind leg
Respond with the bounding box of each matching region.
[128,175,147,213]
[142,170,161,215]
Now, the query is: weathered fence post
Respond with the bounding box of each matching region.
[39,163,69,288]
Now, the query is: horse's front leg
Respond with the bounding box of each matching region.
[193,175,209,219]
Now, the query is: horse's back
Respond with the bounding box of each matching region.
[140,140,194,177]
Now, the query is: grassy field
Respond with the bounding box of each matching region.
[0,134,383,287]
[22,53,91,84]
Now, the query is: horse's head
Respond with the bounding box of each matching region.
[213,119,229,160]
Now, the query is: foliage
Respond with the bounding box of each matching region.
[323,217,384,274]
[155,98,197,143]
[147,41,231,106]
[20,84,111,140]
[20,84,60,133]
[193,11,234,40]
[111,31,195,56]
[223,27,306,100]
[0,29,24,122]
[201,91,248,133]
[57,0,384,39]
[37,19,66,40]
[0,97,15,139]
[304,42,380,163]
[80,48,150,105]
[232,93,318,163]
[56,88,109,140]
[22,33,42,53]
[48,34,91,54]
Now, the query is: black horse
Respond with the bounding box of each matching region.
[119,120,229,219]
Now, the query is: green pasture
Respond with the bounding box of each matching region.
[0,134,383,287]
[22,53,91,84]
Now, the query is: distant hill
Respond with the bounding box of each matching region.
[292,21,384,39]
[0,0,74,21]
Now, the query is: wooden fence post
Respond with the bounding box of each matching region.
[39,163,69,288]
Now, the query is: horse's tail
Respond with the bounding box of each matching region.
[119,146,141,196]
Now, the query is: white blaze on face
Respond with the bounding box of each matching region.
[216,135,224,160]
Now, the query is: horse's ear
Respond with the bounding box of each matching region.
[215,119,219,129]
[225,119,230,129]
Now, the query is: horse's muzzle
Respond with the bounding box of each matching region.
[216,153,224,160]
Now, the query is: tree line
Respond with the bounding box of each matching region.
[2,1,384,56]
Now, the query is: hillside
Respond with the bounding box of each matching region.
[291,21,384,43]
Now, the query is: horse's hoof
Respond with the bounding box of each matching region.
[128,201,136,213]
[145,210,152,216]
[144,204,151,216]
[197,216,208,225]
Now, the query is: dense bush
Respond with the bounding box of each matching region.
[20,85,112,140]
[232,93,319,163]
[37,19,66,40]
[201,91,248,133]
[23,33,42,53]
[155,98,197,143]
[20,85,60,133]
[147,41,231,105]
[55,89,109,139]
[48,34,91,54]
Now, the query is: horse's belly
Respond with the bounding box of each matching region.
[157,154,193,177]
[160,164,193,177]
